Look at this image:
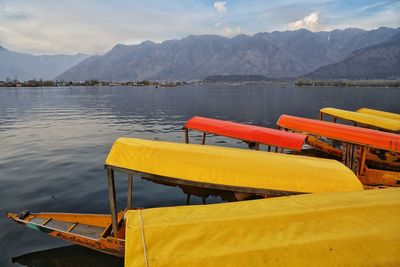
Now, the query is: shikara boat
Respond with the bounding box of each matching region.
[183,116,341,160]
[183,116,307,152]
[6,137,363,257]
[356,108,400,121]
[277,115,400,186]
[320,107,400,133]
[125,188,400,267]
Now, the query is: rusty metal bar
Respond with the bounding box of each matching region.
[107,167,118,237]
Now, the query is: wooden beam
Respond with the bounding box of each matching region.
[254,143,260,151]
[107,168,118,237]
[127,174,133,209]
[358,146,368,176]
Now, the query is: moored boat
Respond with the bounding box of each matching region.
[6,137,363,257]
[183,116,307,152]
[319,107,400,133]
[6,211,125,257]
[277,114,400,186]
[356,108,400,121]
[125,188,400,266]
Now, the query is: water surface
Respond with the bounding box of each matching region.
[0,85,399,266]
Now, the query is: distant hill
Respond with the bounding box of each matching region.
[57,27,400,81]
[0,46,89,81]
[304,33,400,79]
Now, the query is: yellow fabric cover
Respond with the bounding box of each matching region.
[125,188,400,267]
[356,108,400,122]
[320,107,400,132]
[105,138,362,193]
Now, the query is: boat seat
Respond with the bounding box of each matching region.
[70,223,104,239]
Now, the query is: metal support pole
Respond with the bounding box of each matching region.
[185,128,189,143]
[201,132,206,145]
[127,174,133,209]
[107,168,118,237]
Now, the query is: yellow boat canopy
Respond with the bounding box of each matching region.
[356,108,400,122]
[320,107,400,132]
[105,138,362,194]
[125,188,400,267]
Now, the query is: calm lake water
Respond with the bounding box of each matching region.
[0,85,399,266]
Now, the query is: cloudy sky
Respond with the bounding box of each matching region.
[0,0,399,55]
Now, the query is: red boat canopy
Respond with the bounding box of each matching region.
[184,116,307,151]
[277,115,400,152]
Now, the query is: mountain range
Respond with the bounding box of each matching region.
[1,27,399,81]
[304,32,400,79]
[0,46,88,81]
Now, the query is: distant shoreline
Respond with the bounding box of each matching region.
[1,78,399,88]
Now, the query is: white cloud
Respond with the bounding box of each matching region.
[288,12,327,31]
[0,1,214,55]
[215,22,241,37]
[214,1,227,13]
[223,25,241,37]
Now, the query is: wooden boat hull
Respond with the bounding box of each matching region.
[6,211,125,257]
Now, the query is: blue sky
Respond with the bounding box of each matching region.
[0,0,399,55]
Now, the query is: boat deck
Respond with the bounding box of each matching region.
[29,216,105,239]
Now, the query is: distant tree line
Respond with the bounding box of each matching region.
[295,79,400,87]
[0,78,188,88]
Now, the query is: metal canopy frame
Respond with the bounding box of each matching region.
[105,166,133,237]
[184,127,285,153]
[104,164,302,236]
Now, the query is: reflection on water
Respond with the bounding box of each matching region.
[0,85,399,266]
[12,245,123,267]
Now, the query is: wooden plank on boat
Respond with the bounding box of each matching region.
[42,217,52,225]
[67,222,78,232]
